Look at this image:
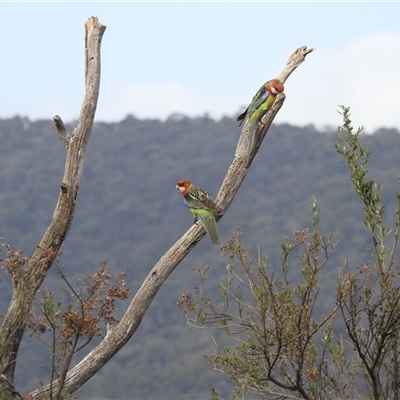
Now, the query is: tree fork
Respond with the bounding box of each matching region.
[30,43,314,398]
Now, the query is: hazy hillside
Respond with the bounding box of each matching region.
[1,115,399,399]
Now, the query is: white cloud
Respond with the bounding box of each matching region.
[76,31,400,132]
[279,31,400,131]
[97,33,400,131]
[97,80,243,122]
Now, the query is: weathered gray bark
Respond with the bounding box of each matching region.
[29,42,314,398]
[0,16,106,396]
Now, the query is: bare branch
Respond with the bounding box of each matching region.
[53,115,69,147]
[0,16,106,387]
[278,45,315,84]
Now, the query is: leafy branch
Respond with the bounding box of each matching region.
[335,106,400,400]
[179,204,343,399]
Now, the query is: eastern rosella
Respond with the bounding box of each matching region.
[237,79,284,162]
[176,179,220,245]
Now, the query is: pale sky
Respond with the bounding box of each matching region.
[1,2,400,132]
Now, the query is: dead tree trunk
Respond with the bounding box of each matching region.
[28,32,313,398]
[0,17,106,395]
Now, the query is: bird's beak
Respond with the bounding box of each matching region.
[176,185,180,190]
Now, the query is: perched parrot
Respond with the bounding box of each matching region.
[176,179,220,245]
[237,78,284,162]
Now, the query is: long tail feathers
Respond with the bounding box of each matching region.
[247,119,258,164]
[237,109,248,127]
[199,215,220,246]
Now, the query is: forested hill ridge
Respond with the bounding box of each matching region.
[1,114,400,398]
